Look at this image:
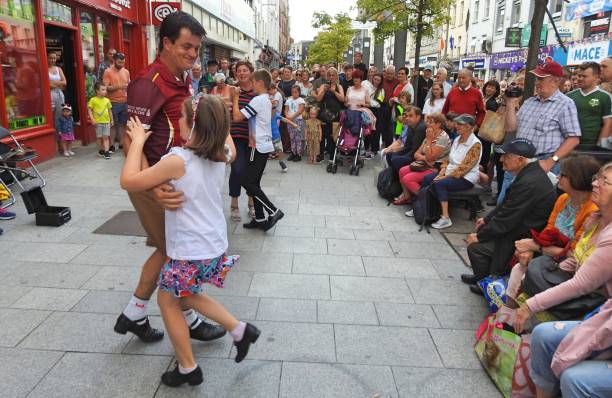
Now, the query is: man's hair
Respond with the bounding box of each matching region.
[207,59,219,67]
[579,61,601,76]
[354,51,363,57]
[113,52,125,61]
[182,95,229,162]
[459,68,473,77]
[384,65,396,73]
[94,82,105,92]
[158,11,206,53]
[404,106,422,116]
[253,69,272,89]
[343,63,354,71]
[437,67,448,76]
[236,60,254,73]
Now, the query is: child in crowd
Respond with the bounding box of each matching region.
[87,83,113,159]
[305,107,322,164]
[284,85,306,161]
[57,104,76,157]
[444,111,458,140]
[393,91,411,139]
[270,103,298,173]
[120,94,260,387]
[231,69,284,231]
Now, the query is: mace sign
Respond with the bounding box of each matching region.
[150,1,181,25]
[566,41,611,65]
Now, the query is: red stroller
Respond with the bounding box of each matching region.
[326,110,373,176]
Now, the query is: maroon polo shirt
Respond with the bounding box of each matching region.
[127,57,192,165]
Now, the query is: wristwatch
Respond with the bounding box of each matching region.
[552,155,560,162]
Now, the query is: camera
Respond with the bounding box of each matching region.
[505,83,523,98]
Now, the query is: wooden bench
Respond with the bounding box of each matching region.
[448,185,486,220]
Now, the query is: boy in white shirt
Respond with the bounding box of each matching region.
[231,69,284,231]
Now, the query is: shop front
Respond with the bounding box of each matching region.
[460,55,489,81]
[489,47,555,80]
[0,0,149,162]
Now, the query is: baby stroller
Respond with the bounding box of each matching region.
[326,109,373,176]
[0,126,46,208]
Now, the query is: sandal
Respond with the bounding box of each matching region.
[393,197,411,206]
[231,207,241,222]
[248,205,256,219]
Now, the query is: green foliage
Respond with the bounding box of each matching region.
[356,0,454,43]
[306,12,356,66]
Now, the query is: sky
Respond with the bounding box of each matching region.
[288,0,358,42]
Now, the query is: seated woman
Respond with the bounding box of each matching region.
[529,299,612,398]
[407,114,482,229]
[508,154,601,299]
[394,113,451,205]
[513,161,612,334]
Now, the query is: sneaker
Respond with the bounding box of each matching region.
[431,217,453,229]
[231,207,241,222]
[98,150,105,158]
[316,154,324,163]
[63,151,70,157]
[404,209,414,217]
[363,151,373,159]
[114,313,164,342]
[234,323,260,363]
[265,209,284,231]
[279,160,288,173]
[108,145,115,153]
[104,151,111,160]
[0,209,16,220]
[161,363,203,387]
[68,150,75,156]
[243,219,266,230]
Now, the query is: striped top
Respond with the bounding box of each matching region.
[231,88,257,141]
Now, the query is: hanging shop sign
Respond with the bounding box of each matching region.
[566,40,612,65]
[150,1,181,26]
[505,27,522,47]
[490,47,555,71]
[520,24,548,47]
[461,57,487,70]
[565,0,612,22]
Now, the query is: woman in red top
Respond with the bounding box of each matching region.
[390,67,414,106]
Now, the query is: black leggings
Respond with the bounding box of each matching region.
[320,122,336,158]
[242,148,278,221]
[229,138,249,198]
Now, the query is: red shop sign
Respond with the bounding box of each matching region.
[78,0,140,22]
[150,1,181,26]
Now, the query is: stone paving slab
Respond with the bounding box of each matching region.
[0,148,500,397]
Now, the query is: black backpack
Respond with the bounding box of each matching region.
[377,167,402,203]
[413,184,442,233]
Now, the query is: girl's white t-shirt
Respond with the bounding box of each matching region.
[422,98,446,115]
[285,97,305,119]
[163,147,228,260]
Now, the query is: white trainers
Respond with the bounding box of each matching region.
[405,209,414,217]
[431,217,453,229]
[68,150,75,156]
[63,151,70,157]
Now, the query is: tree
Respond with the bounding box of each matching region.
[306,12,355,66]
[524,0,548,100]
[357,0,454,97]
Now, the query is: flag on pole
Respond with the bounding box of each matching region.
[440,38,445,50]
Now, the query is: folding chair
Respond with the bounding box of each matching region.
[0,126,46,192]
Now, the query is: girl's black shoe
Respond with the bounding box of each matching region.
[161,363,203,387]
[234,323,260,363]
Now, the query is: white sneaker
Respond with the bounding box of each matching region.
[279,160,288,173]
[405,209,414,217]
[68,150,75,156]
[431,217,453,229]
[63,151,70,157]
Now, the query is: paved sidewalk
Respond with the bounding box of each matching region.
[0,146,500,398]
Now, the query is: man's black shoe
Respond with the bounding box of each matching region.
[264,210,284,231]
[243,219,266,230]
[461,274,480,285]
[469,284,484,296]
[234,323,260,363]
[486,197,498,207]
[161,363,203,387]
[189,320,226,341]
[293,155,302,162]
[114,313,164,342]
[287,153,296,161]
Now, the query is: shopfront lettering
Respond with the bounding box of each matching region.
[573,46,602,61]
[491,48,554,70]
[566,41,610,65]
[110,0,131,9]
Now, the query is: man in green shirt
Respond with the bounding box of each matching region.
[567,61,612,147]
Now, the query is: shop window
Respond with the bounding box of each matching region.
[474,0,479,22]
[96,16,110,66]
[80,12,95,70]
[510,0,521,26]
[483,0,490,19]
[495,1,505,34]
[0,0,46,130]
[43,0,72,25]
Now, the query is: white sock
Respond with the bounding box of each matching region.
[229,322,246,342]
[183,309,202,329]
[123,296,149,322]
[178,364,197,374]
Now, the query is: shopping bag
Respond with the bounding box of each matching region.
[475,314,522,398]
[511,334,536,398]
[478,110,506,144]
[478,276,508,313]
[332,122,341,141]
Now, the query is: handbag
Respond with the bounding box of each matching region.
[522,256,607,320]
[320,107,338,124]
[511,334,536,398]
[475,314,522,398]
[409,160,431,172]
[478,110,506,144]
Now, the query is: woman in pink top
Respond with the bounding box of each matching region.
[344,70,370,110]
[514,162,612,397]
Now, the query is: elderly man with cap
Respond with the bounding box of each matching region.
[461,138,557,294]
[497,58,581,204]
[415,67,434,109]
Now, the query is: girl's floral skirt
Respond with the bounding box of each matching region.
[158,254,239,297]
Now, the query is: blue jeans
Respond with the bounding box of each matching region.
[422,172,474,202]
[229,139,249,198]
[531,321,612,397]
[497,155,560,205]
